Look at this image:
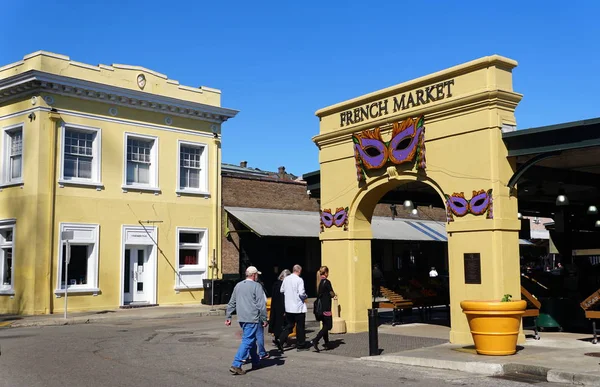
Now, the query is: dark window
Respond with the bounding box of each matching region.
[62,244,89,286]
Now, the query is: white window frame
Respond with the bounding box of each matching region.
[59,123,103,189]
[0,219,16,295]
[176,140,209,195]
[175,227,208,290]
[1,123,24,187]
[55,223,100,295]
[122,132,159,193]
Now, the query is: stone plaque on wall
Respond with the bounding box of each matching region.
[464,253,481,284]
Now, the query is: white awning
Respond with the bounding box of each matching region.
[225,207,448,241]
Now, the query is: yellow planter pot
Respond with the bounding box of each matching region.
[460,300,527,356]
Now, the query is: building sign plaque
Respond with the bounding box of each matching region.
[339,79,455,128]
[464,253,481,284]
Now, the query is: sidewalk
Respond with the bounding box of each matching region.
[361,326,600,386]
[0,303,226,328]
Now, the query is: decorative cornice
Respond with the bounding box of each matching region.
[0,70,238,123]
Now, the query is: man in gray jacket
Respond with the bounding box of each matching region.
[225,266,268,375]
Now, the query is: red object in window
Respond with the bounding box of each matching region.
[185,255,197,265]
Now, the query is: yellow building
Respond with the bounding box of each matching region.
[314,55,523,344]
[0,51,237,315]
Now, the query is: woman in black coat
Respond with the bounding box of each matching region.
[268,269,290,344]
[311,266,335,351]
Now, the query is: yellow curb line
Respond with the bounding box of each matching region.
[0,320,13,328]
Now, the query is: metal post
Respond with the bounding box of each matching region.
[368,308,379,356]
[64,240,70,319]
[210,249,216,311]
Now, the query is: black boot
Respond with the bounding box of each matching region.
[312,340,320,352]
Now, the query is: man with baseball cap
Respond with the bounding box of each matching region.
[225,266,268,375]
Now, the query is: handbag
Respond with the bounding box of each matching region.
[313,297,323,320]
[313,279,326,320]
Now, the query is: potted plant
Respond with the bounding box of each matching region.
[460,294,527,355]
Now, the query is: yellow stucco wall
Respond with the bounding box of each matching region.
[314,55,523,344]
[0,52,236,315]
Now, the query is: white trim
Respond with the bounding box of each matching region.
[0,71,239,122]
[70,61,101,72]
[23,51,70,61]
[55,288,100,296]
[2,123,24,185]
[176,140,209,194]
[57,109,219,138]
[175,227,208,290]
[0,61,24,72]
[178,85,203,94]
[55,223,100,294]
[200,86,222,94]
[98,64,115,71]
[123,132,159,191]
[0,107,222,140]
[0,107,43,122]
[0,219,16,294]
[120,225,158,306]
[111,64,167,79]
[59,122,102,186]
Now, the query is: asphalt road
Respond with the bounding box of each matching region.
[0,316,568,387]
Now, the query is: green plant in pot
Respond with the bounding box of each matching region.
[460,293,527,355]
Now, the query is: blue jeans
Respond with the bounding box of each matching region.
[232,322,260,368]
[256,324,267,357]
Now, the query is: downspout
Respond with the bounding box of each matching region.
[213,134,221,280]
[47,111,61,314]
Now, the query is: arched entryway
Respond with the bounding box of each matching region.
[314,56,524,344]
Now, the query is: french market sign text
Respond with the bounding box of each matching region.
[339,79,455,128]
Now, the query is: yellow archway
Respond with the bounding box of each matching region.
[314,56,524,344]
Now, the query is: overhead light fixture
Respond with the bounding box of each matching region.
[588,205,598,215]
[595,220,600,228]
[410,208,418,216]
[555,189,569,206]
[403,200,414,210]
[517,213,523,220]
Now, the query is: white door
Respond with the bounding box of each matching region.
[123,247,149,304]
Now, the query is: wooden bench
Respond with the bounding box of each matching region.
[580,289,600,344]
[521,286,541,340]
[375,286,413,326]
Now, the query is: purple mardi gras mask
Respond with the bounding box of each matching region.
[320,207,349,231]
[352,116,426,181]
[445,189,493,222]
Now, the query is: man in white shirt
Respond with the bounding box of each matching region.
[277,264,309,352]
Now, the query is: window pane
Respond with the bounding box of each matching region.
[62,244,89,287]
[137,163,150,184]
[78,157,92,179]
[180,232,200,244]
[1,228,13,243]
[9,130,23,156]
[65,130,94,156]
[2,248,11,286]
[126,161,135,183]
[188,168,200,188]
[127,138,152,163]
[180,146,202,169]
[64,155,76,178]
[10,155,22,179]
[124,249,130,293]
[179,249,199,266]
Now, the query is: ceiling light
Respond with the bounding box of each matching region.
[595,220,600,228]
[588,205,598,215]
[555,193,569,207]
[403,200,414,210]
[410,208,418,216]
[517,213,523,220]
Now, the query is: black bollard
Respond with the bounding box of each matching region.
[368,308,379,356]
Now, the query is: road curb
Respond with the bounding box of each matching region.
[361,355,600,385]
[7,309,226,328]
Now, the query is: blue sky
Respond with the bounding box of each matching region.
[2,1,599,176]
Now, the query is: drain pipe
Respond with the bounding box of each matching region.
[47,111,61,314]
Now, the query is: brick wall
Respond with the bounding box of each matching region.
[221,174,447,275]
